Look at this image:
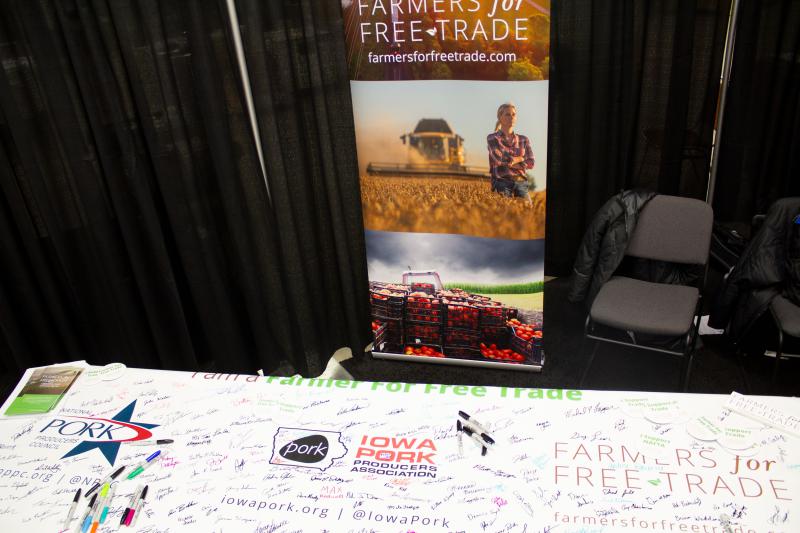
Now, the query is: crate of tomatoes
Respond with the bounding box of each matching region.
[507,319,543,363]
[436,289,469,302]
[443,301,480,330]
[383,318,404,346]
[370,282,410,293]
[371,321,387,351]
[479,343,527,362]
[402,344,445,358]
[405,323,443,346]
[476,303,515,327]
[480,325,509,347]
[443,346,482,359]
[444,327,480,348]
[405,293,443,324]
[410,282,436,295]
[370,289,405,320]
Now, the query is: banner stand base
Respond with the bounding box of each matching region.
[371,351,543,373]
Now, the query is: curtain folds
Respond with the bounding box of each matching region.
[546,0,731,275]
[0,0,369,376]
[712,0,800,224]
[234,0,371,375]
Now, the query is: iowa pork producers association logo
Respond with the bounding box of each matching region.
[37,400,158,466]
[270,427,347,471]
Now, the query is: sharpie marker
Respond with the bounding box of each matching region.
[130,485,148,527]
[80,492,100,533]
[120,484,143,526]
[74,493,96,533]
[458,410,490,433]
[461,425,494,456]
[62,488,81,531]
[127,450,161,479]
[461,424,494,446]
[89,483,109,533]
[99,482,116,524]
[126,438,174,446]
[125,485,148,527]
[85,465,125,499]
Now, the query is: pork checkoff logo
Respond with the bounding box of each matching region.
[270,427,347,471]
[37,400,158,466]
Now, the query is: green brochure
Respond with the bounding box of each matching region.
[4,366,83,415]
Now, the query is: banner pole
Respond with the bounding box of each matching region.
[706,0,741,205]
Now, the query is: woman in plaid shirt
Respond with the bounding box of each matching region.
[486,103,535,202]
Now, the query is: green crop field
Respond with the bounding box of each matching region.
[444,281,544,294]
[473,293,543,312]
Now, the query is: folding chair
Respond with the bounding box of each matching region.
[579,195,713,391]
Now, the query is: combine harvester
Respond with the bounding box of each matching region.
[367,118,490,180]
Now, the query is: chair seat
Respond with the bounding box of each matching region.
[590,277,699,337]
[771,295,800,338]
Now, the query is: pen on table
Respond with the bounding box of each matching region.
[458,410,490,433]
[120,484,143,527]
[89,483,109,533]
[459,415,495,446]
[126,438,174,447]
[461,424,493,455]
[456,419,464,456]
[125,485,148,527]
[79,493,98,533]
[127,450,162,479]
[74,493,95,533]
[129,485,148,527]
[99,482,116,524]
[85,465,125,499]
[61,488,81,531]
[461,424,494,445]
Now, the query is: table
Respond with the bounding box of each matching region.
[0,365,798,532]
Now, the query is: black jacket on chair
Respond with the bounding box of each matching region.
[709,197,800,342]
[568,190,657,305]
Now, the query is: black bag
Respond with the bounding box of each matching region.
[710,222,748,272]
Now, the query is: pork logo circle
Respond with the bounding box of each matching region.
[279,434,329,463]
[270,427,347,471]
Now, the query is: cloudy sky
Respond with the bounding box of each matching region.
[366,230,544,285]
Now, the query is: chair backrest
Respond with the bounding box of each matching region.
[626,195,713,265]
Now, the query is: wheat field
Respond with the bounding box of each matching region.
[360,175,546,240]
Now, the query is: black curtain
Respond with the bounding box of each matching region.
[546,0,731,275]
[0,0,370,376]
[713,0,800,224]
[233,0,371,373]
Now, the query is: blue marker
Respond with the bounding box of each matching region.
[127,450,162,479]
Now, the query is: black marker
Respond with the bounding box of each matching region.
[120,484,143,526]
[460,425,493,456]
[85,465,125,499]
[77,493,97,532]
[127,439,174,446]
[458,410,489,433]
[127,485,148,527]
[61,488,81,531]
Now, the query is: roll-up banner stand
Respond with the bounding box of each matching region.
[342,0,549,371]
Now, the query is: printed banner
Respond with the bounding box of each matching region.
[0,366,798,531]
[342,0,550,368]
